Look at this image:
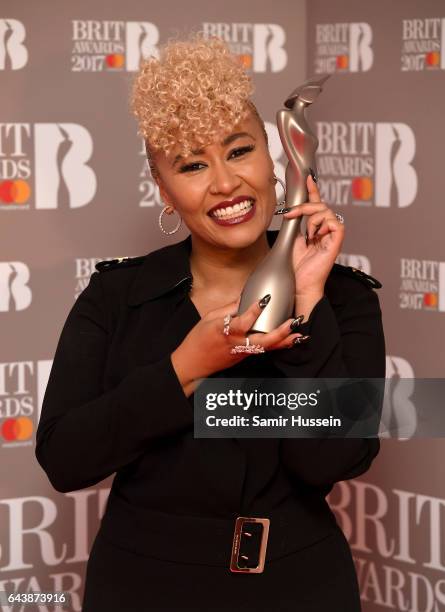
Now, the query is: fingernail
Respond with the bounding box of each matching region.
[274,207,291,215]
[293,335,310,345]
[259,294,271,308]
[290,315,304,330]
[309,167,318,183]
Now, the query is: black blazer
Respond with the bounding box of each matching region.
[35,229,385,563]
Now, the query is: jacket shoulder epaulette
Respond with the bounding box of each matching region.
[331,263,382,289]
[95,255,146,273]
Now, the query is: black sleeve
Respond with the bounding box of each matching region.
[35,272,194,493]
[269,277,385,488]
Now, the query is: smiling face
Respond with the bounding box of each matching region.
[151,110,277,250]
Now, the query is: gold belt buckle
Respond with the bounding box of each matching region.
[229,516,270,573]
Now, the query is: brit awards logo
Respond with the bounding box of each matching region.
[0,19,28,70]
[202,23,287,72]
[0,262,32,312]
[314,22,373,73]
[0,360,51,447]
[399,258,445,311]
[0,487,110,611]
[401,17,445,71]
[0,123,96,209]
[71,20,159,71]
[329,481,445,610]
[316,121,417,207]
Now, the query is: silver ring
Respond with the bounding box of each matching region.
[230,336,265,355]
[335,213,345,225]
[223,314,232,336]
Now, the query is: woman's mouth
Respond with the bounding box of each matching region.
[208,198,256,226]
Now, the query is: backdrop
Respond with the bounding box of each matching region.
[1,0,444,610]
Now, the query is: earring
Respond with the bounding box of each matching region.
[159,206,182,235]
[273,174,287,207]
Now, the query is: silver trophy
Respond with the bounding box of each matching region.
[237,74,331,333]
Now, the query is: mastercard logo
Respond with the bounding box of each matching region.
[0,180,31,204]
[105,54,125,69]
[237,54,253,70]
[336,55,348,70]
[351,177,373,200]
[425,51,440,67]
[1,417,33,442]
[423,292,438,307]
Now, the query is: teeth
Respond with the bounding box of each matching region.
[211,199,254,219]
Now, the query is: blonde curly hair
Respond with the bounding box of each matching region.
[130,34,266,177]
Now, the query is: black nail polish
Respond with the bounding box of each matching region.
[309,167,318,183]
[259,294,271,308]
[274,207,291,215]
[290,315,304,331]
[293,335,311,345]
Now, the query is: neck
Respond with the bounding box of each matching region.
[189,232,271,294]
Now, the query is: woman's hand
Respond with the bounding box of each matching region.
[281,174,345,319]
[171,296,306,393]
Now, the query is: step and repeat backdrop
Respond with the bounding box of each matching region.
[1,0,444,610]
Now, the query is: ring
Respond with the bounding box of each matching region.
[230,336,265,355]
[335,213,345,224]
[223,314,232,336]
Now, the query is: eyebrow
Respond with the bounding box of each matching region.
[172,132,255,168]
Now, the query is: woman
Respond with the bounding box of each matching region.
[35,36,385,611]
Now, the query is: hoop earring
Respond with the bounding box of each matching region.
[159,206,182,235]
[273,174,287,207]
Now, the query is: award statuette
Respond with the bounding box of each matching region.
[237,74,330,333]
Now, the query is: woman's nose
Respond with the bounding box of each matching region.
[209,161,242,195]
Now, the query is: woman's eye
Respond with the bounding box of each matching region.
[229,145,255,159]
[179,162,205,173]
[178,145,254,172]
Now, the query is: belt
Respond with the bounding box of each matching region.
[99,491,337,571]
